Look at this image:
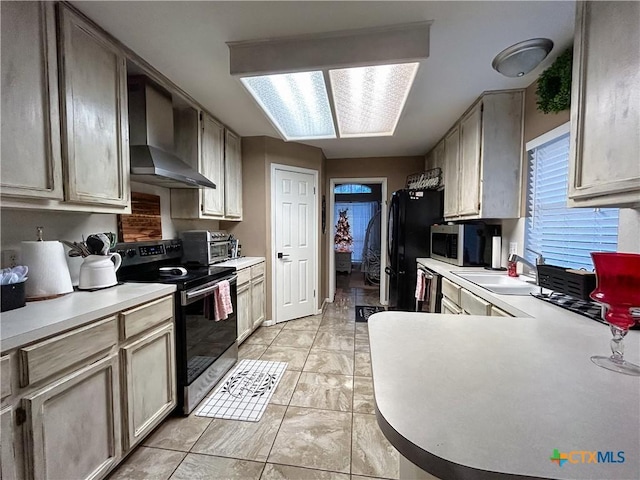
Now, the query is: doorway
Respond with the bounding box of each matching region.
[328,177,388,306]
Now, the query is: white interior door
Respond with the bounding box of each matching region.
[274,167,316,322]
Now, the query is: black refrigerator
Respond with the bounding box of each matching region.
[386,189,444,311]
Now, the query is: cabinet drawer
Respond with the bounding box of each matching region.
[1,356,11,401]
[251,262,265,279]
[19,316,118,387]
[490,305,513,317]
[460,289,491,316]
[120,295,173,340]
[237,267,251,286]
[442,277,461,305]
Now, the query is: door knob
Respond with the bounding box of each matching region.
[277,252,290,259]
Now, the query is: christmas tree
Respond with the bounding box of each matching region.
[334,209,353,252]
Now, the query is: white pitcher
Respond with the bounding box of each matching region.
[78,253,122,290]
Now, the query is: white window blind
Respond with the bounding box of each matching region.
[525,132,618,270]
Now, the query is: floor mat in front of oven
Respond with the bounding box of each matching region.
[194,359,288,422]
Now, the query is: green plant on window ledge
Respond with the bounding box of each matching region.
[536,48,572,114]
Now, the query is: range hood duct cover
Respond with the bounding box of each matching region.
[127,76,216,189]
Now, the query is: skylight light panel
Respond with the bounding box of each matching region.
[329,63,419,138]
[241,71,336,141]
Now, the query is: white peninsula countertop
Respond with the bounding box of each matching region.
[369,309,640,480]
[0,283,176,352]
[215,256,265,270]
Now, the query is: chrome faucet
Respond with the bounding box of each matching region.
[508,249,545,282]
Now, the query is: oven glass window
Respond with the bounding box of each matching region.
[183,282,237,384]
[209,242,229,261]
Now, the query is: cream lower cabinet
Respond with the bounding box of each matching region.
[237,280,252,344]
[22,354,121,480]
[1,407,18,480]
[121,323,175,451]
[441,277,514,318]
[237,262,266,343]
[441,297,462,315]
[1,294,176,480]
[251,275,266,329]
[568,1,640,208]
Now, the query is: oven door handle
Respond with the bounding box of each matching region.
[417,267,434,280]
[182,274,238,304]
[186,284,219,300]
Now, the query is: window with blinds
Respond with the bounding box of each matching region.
[525,131,619,270]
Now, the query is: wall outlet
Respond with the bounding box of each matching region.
[509,242,518,255]
[1,250,19,268]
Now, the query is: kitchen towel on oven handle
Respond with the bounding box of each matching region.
[214,280,233,321]
[415,269,426,301]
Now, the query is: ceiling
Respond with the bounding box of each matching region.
[71,1,575,159]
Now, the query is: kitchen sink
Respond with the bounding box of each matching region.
[452,271,541,296]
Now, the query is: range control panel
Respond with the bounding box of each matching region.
[115,240,182,267]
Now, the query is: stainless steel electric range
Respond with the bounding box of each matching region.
[116,239,238,414]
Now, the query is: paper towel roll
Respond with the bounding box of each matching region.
[21,241,74,300]
[491,236,502,269]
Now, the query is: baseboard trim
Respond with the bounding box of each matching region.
[262,319,276,327]
[316,298,329,315]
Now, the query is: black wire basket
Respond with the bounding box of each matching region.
[537,264,596,301]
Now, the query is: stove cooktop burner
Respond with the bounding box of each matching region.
[119,264,235,290]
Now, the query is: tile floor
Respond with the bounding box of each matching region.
[109,281,398,480]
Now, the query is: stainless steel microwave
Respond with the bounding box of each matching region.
[430,224,498,266]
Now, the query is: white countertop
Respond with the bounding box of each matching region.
[369,312,639,480]
[215,257,265,270]
[0,283,176,352]
[370,259,640,479]
[418,257,575,319]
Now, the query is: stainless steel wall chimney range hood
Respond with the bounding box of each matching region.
[128,76,216,189]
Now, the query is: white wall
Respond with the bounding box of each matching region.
[0,182,221,281]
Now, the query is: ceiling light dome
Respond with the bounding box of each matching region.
[492,38,554,77]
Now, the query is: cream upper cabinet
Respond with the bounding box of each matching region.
[171,111,243,220]
[224,129,243,219]
[458,103,482,216]
[432,140,445,183]
[424,151,433,171]
[425,140,445,181]
[201,113,225,217]
[443,91,524,221]
[568,1,640,208]
[1,2,63,201]
[58,4,130,208]
[443,126,460,218]
[22,353,121,480]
